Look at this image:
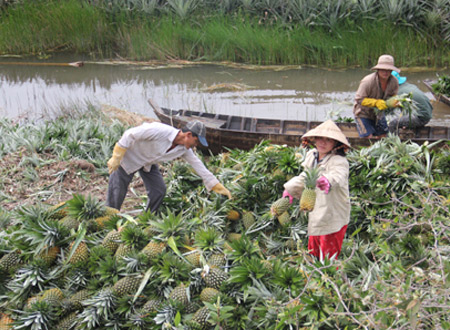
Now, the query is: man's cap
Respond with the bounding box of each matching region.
[185,120,208,147]
[371,54,400,73]
[391,71,407,85]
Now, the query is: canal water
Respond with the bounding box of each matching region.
[1,56,449,125]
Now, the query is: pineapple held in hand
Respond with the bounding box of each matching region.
[299,167,321,212]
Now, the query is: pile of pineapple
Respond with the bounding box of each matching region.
[0,138,449,329]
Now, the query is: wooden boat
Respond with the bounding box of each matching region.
[423,79,450,107]
[148,99,450,154]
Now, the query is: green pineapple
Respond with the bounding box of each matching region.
[104,206,119,216]
[200,287,220,303]
[40,287,65,305]
[47,201,68,220]
[68,241,89,264]
[0,250,22,273]
[54,312,78,330]
[207,253,226,267]
[66,193,105,221]
[141,298,162,314]
[102,230,122,254]
[270,197,290,217]
[191,306,210,330]
[63,289,92,311]
[112,276,141,297]
[277,211,290,227]
[299,167,321,212]
[58,216,80,231]
[185,250,202,267]
[227,233,242,242]
[141,240,166,259]
[201,266,228,290]
[242,211,255,229]
[114,243,134,259]
[37,246,60,266]
[168,283,189,305]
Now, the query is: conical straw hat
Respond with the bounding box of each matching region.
[302,120,351,148]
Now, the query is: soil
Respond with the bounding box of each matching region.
[1,106,159,213]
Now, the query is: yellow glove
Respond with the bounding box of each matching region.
[212,183,232,199]
[361,98,388,111]
[386,96,400,108]
[107,144,127,174]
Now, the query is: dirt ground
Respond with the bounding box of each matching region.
[1,106,158,213]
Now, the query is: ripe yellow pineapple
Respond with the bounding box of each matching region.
[226,210,240,221]
[0,313,14,330]
[68,241,89,264]
[299,167,321,211]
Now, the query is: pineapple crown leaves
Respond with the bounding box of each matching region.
[194,227,225,253]
[66,193,106,221]
[12,300,58,330]
[153,253,192,284]
[13,206,71,253]
[229,257,270,289]
[303,166,322,189]
[149,209,196,242]
[271,261,305,293]
[227,235,263,264]
[119,224,148,250]
[78,288,118,328]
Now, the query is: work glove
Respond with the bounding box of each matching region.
[386,96,401,108]
[212,183,232,199]
[316,176,330,194]
[107,143,127,174]
[361,98,387,111]
[282,190,293,204]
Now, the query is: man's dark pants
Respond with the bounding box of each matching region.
[106,165,166,212]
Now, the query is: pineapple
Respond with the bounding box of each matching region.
[194,228,224,253]
[0,313,14,330]
[168,283,189,305]
[226,210,240,221]
[191,306,210,330]
[68,241,89,264]
[242,211,255,229]
[112,276,141,297]
[141,240,166,259]
[47,201,68,220]
[59,216,80,231]
[207,253,226,267]
[0,250,22,273]
[40,287,65,305]
[277,211,290,227]
[54,312,78,330]
[104,206,119,216]
[200,287,220,303]
[299,167,321,212]
[63,289,92,311]
[101,230,122,254]
[185,250,202,267]
[201,266,228,290]
[227,233,242,242]
[114,243,134,259]
[141,298,162,314]
[270,197,290,217]
[37,246,60,266]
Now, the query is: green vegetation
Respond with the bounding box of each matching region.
[0,0,449,67]
[432,74,450,96]
[0,109,449,328]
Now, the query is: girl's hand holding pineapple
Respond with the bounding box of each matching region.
[316,176,330,194]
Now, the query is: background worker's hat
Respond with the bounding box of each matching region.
[371,54,400,73]
[391,71,407,85]
[185,120,208,147]
[302,120,351,148]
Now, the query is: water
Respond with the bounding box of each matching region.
[1,56,449,125]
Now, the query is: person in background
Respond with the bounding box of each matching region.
[388,71,433,132]
[353,54,400,138]
[282,120,351,260]
[106,120,232,213]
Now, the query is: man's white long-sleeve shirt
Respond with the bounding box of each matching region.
[117,122,219,191]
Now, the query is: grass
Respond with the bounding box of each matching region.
[0,0,448,68]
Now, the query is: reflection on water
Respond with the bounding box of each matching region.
[0,57,449,125]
